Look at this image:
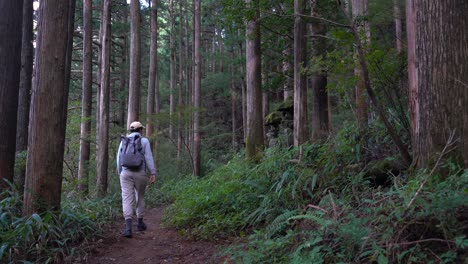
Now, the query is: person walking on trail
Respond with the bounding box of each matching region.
[117,121,156,238]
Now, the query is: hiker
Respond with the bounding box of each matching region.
[116,121,156,238]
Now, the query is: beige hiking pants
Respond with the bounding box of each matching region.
[120,169,148,220]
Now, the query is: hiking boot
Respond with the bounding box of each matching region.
[137,218,147,231]
[122,219,132,238]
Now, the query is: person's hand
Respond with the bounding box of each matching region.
[149,174,156,185]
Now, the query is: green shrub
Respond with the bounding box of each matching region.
[0,187,120,263]
[226,167,468,263]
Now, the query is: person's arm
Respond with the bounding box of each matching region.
[142,138,156,184]
[117,141,123,174]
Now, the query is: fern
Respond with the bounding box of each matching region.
[265,209,300,238]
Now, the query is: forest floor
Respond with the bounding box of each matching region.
[86,206,230,264]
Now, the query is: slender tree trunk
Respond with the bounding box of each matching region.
[393,0,402,52]
[177,0,185,164]
[153,0,161,169]
[119,3,128,128]
[127,0,141,127]
[169,0,176,140]
[238,29,247,141]
[352,0,369,128]
[293,0,308,146]
[230,52,238,150]
[96,0,111,198]
[147,0,158,150]
[0,1,22,190]
[184,2,192,153]
[310,0,330,140]
[351,12,412,165]
[24,0,74,214]
[407,0,468,168]
[15,0,33,191]
[78,0,93,196]
[193,0,201,176]
[245,0,264,160]
[282,44,293,100]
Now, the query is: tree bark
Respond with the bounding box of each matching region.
[193,0,201,175]
[282,44,293,100]
[147,0,158,150]
[393,0,402,52]
[310,0,330,140]
[127,0,141,127]
[245,0,264,160]
[23,0,74,214]
[177,0,185,164]
[238,29,247,141]
[15,0,33,191]
[119,2,128,128]
[78,0,93,196]
[169,0,176,140]
[407,0,468,168]
[0,0,22,190]
[293,0,308,146]
[352,0,369,129]
[230,52,238,150]
[96,0,111,198]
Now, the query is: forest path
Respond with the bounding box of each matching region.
[87,206,228,264]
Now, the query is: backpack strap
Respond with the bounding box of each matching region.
[121,135,130,153]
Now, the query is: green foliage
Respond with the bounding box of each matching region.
[161,147,308,239]
[224,167,467,263]
[0,187,120,263]
[159,120,467,263]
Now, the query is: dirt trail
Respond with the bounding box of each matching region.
[87,207,228,264]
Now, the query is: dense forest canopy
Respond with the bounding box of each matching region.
[0,0,467,262]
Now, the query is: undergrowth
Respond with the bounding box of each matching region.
[0,186,120,263]
[161,122,468,263]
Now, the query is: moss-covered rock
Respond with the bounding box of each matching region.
[264,111,283,126]
[277,96,293,112]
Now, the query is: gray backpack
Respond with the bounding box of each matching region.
[119,134,144,170]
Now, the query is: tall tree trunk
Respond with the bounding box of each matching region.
[245,0,264,160]
[119,0,128,128]
[310,0,330,140]
[230,52,238,150]
[293,0,308,146]
[352,0,369,129]
[193,0,201,176]
[184,2,192,153]
[127,0,141,127]
[78,0,93,196]
[96,0,111,198]
[147,0,158,150]
[119,2,128,128]
[282,44,293,100]
[393,0,402,52]
[169,0,176,140]
[24,0,74,214]
[407,0,468,168]
[0,1,23,190]
[15,0,33,192]
[153,0,161,168]
[350,5,412,165]
[238,29,247,141]
[177,0,185,164]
